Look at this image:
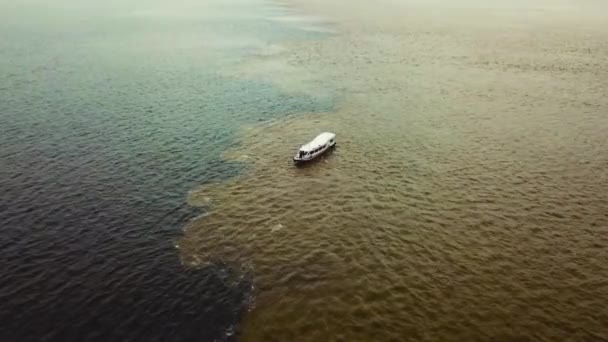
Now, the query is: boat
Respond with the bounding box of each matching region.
[293,132,336,163]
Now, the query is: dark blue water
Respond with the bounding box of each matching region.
[0,1,331,340]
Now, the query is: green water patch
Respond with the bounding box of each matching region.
[0,0,337,340]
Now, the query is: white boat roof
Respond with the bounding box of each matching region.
[299,132,335,152]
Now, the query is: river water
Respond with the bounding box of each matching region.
[180,0,608,341]
[0,0,328,341]
[2,0,608,341]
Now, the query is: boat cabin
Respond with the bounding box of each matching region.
[293,132,336,163]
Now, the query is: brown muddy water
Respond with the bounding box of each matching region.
[179,0,608,340]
